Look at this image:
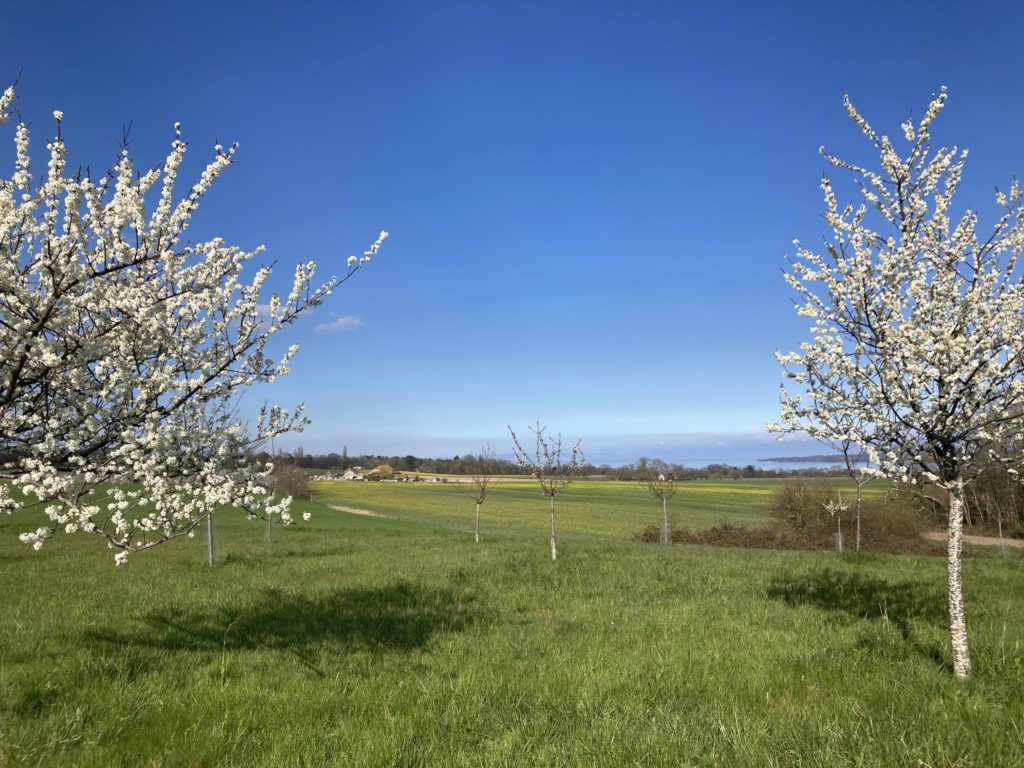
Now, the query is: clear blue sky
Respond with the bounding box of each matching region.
[6,1,1024,463]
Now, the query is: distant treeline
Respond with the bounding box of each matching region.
[267,448,854,480]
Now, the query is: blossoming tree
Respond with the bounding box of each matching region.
[0,84,386,563]
[774,87,1024,679]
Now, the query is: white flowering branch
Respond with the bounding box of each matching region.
[0,84,387,563]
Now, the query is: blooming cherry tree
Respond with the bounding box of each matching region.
[774,87,1024,678]
[0,84,387,563]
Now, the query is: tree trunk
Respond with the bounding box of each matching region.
[266,514,273,543]
[854,480,863,552]
[835,515,844,552]
[205,512,215,566]
[662,496,670,546]
[947,479,971,679]
[475,502,480,543]
[997,511,1006,560]
[549,496,557,561]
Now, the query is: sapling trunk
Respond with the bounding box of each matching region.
[205,512,215,566]
[997,511,1006,560]
[948,480,971,679]
[549,495,557,561]
[662,497,670,546]
[266,514,273,543]
[475,502,481,543]
[835,514,844,552]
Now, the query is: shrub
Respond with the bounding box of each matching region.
[854,500,932,554]
[769,480,835,528]
[633,496,971,557]
[272,461,309,498]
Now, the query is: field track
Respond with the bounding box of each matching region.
[325,503,386,518]
[922,531,1024,548]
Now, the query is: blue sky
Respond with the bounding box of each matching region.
[6,1,1024,464]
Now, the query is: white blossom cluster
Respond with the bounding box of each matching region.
[509,423,584,497]
[772,86,1024,490]
[0,86,387,562]
[823,496,848,519]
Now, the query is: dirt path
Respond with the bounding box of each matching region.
[325,504,388,518]
[922,531,1024,549]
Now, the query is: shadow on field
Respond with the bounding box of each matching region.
[767,569,947,667]
[87,581,478,663]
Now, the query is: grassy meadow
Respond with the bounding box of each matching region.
[0,479,1021,766]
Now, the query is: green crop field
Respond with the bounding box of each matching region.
[309,477,889,539]
[1,480,1021,766]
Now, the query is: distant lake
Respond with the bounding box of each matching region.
[507,436,860,470]
[674,456,853,470]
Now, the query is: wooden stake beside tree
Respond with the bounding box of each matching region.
[774,86,1024,679]
[509,423,582,561]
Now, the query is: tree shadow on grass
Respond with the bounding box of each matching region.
[87,581,480,669]
[767,568,948,669]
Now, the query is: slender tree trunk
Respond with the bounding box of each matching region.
[997,510,1006,560]
[549,495,557,561]
[970,487,983,523]
[266,514,273,543]
[947,479,971,679]
[854,480,863,552]
[205,512,215,566]
[835,515,844,552]
[662,497,670,546]
[475,501,480,543]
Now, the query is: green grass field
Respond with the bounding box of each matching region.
[309,477,890,538]
[1,480,1021,766]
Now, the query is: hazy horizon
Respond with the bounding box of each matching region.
[275,429,829,467]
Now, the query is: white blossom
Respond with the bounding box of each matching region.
[0,85,387,563]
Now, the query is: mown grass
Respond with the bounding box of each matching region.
[0,484,1021,766]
